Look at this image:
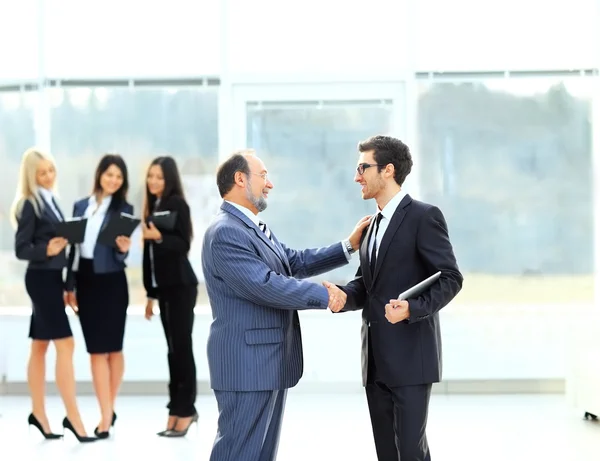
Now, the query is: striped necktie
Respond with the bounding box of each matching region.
[259,221,275,244]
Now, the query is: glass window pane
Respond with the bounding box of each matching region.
[0,0,39,80]
[44,0,220,78]
[414,0,598,71]
[418,77,594,304]
[0,91,37,306]
[246,100,394,282]
[226,0,409,75]
[50,87,220,305]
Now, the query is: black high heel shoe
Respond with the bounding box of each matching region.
[28,414,62,439]
[156,417,178,437]
[162,413,199,438]
[62,417,97,443]
[94,411,117,439]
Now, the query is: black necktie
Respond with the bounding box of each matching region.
[369,213,383,275]
[259,221,275,244]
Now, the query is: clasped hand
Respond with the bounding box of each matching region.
[142,221,162,241]
[115,235,131,253]
[322,281,346,312]
[384,299,410,324]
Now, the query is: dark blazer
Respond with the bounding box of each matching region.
[14,197,67,270]
[66,197,133,291]
[142,195,198,299]
[202,201,349,391]
[341,194,463,387]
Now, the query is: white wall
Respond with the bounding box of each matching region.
[0,302,579,393]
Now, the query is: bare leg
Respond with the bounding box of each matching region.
[54,337,88,435]
[28,340,52,432]
[90,354,112,432]
[107,352,124,410]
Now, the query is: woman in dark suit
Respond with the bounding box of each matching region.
[12,148,95,443]
[142,156,198,437]
[65,154,132,439]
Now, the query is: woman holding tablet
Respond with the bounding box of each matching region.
[142,156,198,437]
[12,148,94,442]
[65,153,133,439]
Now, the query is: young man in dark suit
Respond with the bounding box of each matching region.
[327,135,463,461]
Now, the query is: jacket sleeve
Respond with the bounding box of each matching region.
[14,200,49,262]
[154,197,192,255]
[406,206,463,324]
[210,226,330,310]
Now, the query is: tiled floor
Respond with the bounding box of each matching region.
[0,393,597,460]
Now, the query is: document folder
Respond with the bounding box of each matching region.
[97,212,141,248]
[54,218,88,244]
[397,271,441,300]
[149,210,177,231]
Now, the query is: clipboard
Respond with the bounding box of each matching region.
[149,210,177,231]
[97,212,141,247]
[397,271,441,300]
[54,218,88,244]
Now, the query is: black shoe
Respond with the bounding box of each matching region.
[157,417,178,436]
[62,417,97,443]
[161,414,198,438]
[93,427,110,439]
[94,412,117,439]
[28,414,62,439]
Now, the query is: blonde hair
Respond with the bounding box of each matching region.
[10,148,57,228]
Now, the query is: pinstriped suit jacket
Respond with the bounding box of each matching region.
[201,201,349,391]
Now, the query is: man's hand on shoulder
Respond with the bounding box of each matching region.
[347,215,372,251]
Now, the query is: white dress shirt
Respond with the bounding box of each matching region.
[80,195,112,259]
[38,187,62,221]
[368,190,407,259]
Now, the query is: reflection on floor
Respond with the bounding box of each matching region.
[0,393,597,460]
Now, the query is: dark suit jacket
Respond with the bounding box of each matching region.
[142,195,198,299]
[65,197,133,291]
[14,197,67,270]
[341,194,463,387]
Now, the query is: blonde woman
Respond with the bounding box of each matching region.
[12,148,96,443]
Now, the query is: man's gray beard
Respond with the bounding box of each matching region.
[246,182,267,212]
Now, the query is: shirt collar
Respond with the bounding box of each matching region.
[378,190,406,221]
[38,187,54,204]
[88,194,112,209]
[225,200,261,227]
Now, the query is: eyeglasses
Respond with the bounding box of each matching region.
[249,172,269,181]
[356,163,385,175]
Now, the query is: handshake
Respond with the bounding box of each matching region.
[322,281,346,313]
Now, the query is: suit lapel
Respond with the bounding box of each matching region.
[372,194,413,283]
[221,202,290,271]
[39,196,60,223]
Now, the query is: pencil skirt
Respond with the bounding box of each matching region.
[75,258,129,354]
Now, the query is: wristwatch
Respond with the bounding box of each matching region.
[344,239,356,254]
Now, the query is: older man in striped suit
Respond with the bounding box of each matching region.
[202,150,369,461]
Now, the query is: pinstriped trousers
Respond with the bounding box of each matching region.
[210,389,288,461]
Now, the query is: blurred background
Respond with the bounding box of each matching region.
[0,0,599,404]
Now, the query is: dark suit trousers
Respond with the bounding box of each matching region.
[366,335,432,461]
[210,389,288,461]
[158,284,197,417]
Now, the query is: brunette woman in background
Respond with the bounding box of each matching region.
[142,156,198,437]
[12,148,95,443]
[65,154,133,439]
